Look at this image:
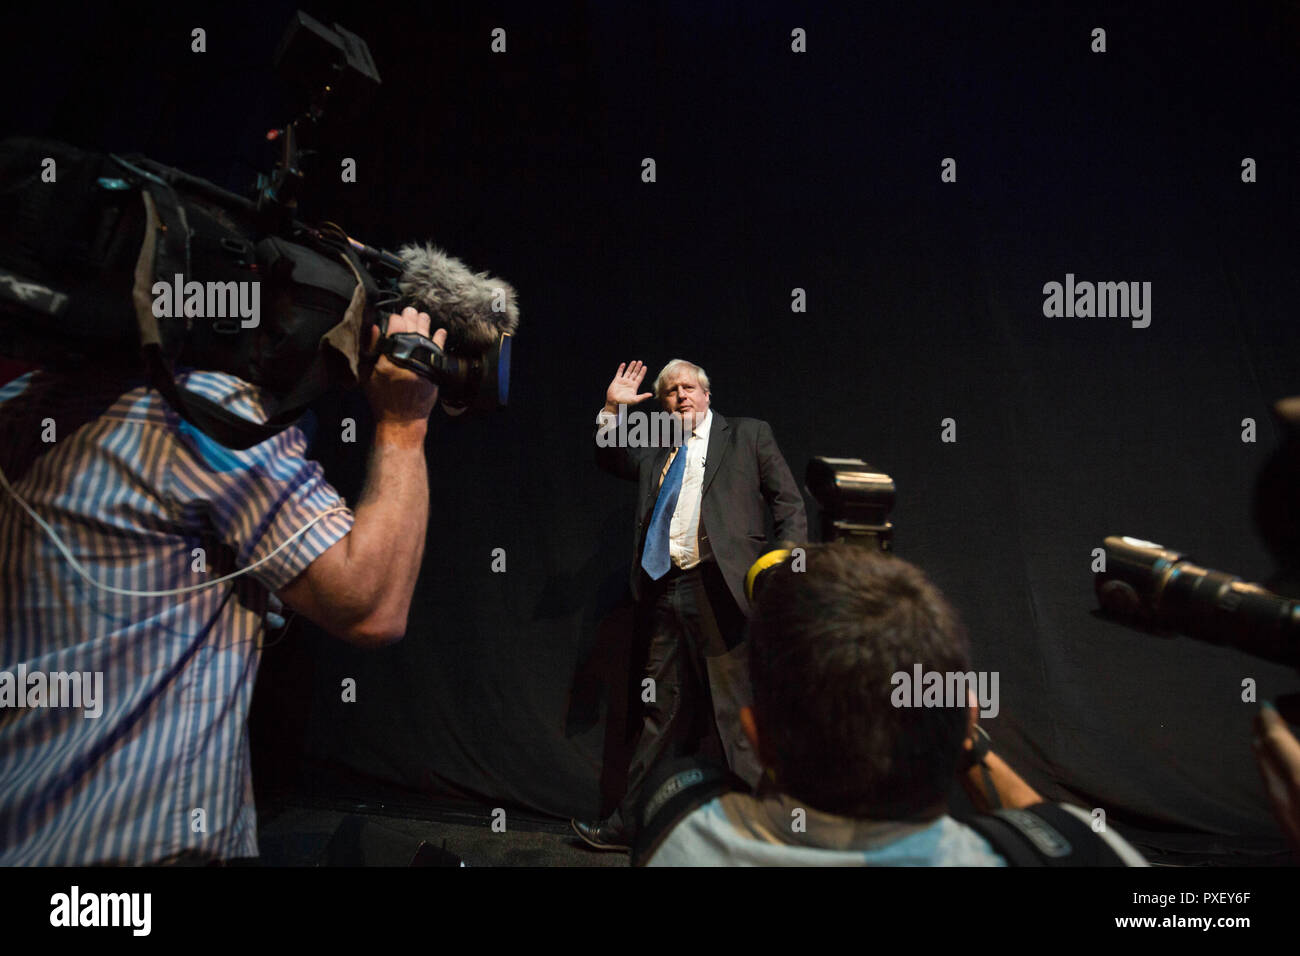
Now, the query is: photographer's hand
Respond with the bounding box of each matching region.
[959,693,1044,813]
[1253,703,1300,853]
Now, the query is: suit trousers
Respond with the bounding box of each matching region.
[614,559,758,833]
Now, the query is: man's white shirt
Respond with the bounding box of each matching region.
[596,406,713,570]
[667,407,710,569]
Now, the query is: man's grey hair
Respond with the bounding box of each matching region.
[654,359,711,400]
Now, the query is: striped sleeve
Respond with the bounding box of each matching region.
[165,407,354,594]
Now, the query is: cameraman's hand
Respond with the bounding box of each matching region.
[365,307,447,429]
[1253,703,1300,854]
[605,359,654,414]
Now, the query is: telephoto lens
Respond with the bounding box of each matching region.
[1095,535,1300,666]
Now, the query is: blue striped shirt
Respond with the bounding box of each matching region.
[0,370,353,864]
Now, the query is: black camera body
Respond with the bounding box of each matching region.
[0,11,516,449]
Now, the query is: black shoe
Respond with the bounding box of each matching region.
[570,818,630,852]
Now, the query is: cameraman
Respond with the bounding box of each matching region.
[0,308,444,865]
[639,544,1146,865]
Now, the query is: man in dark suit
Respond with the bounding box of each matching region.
[573,358,807,850]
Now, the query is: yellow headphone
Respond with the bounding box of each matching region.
[745,548,793,602]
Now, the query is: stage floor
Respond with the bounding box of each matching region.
[257,800,628,867]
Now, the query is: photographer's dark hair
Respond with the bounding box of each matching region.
[748,544,971,820]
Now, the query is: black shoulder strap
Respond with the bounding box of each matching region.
[959,803,1128,867]
[142,345,317,449]
[631,757,749,867]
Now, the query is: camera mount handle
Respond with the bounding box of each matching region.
[374,330,447,383]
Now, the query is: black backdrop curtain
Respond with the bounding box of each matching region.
[7,0,1298,860]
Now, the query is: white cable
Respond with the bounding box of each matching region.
[0,459,350,598]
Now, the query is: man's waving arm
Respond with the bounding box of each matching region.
[595,360,654,482]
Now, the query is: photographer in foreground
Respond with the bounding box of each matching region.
[1254,703,1300,856]
[636,544,1147,866]
[0,307,444,865]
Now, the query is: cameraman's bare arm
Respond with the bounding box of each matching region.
[279,309,445,647]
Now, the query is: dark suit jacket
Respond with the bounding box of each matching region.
[595,410,807,616]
